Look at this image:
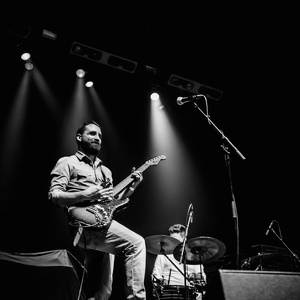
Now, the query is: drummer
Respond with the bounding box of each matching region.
[151,224,207,288]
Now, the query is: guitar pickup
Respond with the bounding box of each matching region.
[98,197,113,204]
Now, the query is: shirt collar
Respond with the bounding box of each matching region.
[75,150,102,166]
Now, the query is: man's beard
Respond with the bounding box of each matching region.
[81,140,101,155]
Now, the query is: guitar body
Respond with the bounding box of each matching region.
[70,197,130,228]
[69,155,166,229]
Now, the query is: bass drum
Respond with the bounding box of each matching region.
[153,285,198,300]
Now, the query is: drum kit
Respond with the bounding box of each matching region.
[145,234,226,300]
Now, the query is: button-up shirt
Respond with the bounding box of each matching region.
[48,150,113,206]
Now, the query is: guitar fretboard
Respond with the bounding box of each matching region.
[113,163,150,196]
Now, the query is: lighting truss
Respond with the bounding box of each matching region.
[168,74,223,101]
[70,41,138,74]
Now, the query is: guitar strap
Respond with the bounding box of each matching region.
[100,164,112,188]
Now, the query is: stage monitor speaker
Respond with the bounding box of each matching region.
[205,269,300,300]
[0,249,85,300]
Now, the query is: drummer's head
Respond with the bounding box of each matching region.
[168,224,186,242]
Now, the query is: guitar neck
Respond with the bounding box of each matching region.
[113,163,150,196]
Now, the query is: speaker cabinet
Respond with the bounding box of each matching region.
[205,269,300,300]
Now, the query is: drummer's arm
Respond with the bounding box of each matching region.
[199,264,207,284]
[152,255,164,284]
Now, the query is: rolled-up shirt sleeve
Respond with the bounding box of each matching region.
[48,157,71,206]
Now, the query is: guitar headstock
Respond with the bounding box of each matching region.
[146,155,166,166]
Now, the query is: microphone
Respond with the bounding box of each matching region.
[265,220,274,236]
[177,94,205,106]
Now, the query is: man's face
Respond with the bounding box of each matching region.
[79,123,102,155]
[171,232,185,242]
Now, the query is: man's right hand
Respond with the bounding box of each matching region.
[84,185,113,202]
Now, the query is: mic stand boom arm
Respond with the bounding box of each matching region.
[193,102,246,160]
[269,228,300,267]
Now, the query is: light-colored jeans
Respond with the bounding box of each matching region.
[75,220,146,300]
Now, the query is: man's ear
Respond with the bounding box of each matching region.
[76,134,82,142]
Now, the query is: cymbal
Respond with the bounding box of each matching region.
[145,235,181,255]
[173,236,226,265]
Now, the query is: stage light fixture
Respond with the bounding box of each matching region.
[42,29,57,41]
[70,41,138,73]
[107,55,137,73]
[198,85,223,101]
[20,52,34,70]
[150,92,160,101]
[72,44,84,55]
[21,52,31,61]
[168,74,223,101]
[76,69,86,78]
[71,42,102,61]
[85,81,94,88]
[168,75,195,91]
[24,62,34,70]
[5,18,31,39]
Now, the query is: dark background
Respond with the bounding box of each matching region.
[1,4,299,299]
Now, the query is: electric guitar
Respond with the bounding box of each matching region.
[69,155,166,229]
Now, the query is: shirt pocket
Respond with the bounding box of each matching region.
[76,172,97,187]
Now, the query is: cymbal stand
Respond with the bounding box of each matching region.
[191,248,205,298]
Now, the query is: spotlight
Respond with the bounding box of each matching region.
[24,62,34,70]
[21,52,34,70]
[21,52,31,61]
[76,69,86,78]
[150,92,160,101]
[85,81,94,88]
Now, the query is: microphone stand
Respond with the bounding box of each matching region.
[193,102,246,270]
[179,203,193,300]
[269,227,300,268]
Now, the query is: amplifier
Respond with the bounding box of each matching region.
[252,244,300,257]
[249,244,300,272]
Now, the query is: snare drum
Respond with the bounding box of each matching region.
[153,285,197,300]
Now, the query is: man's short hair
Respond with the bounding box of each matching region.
[76,120,101,136]
[168,224,186,234]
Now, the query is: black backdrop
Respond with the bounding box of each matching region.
[1,5,299,299]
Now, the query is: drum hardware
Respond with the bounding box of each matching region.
[145,235,181,255]
[146,235,192,284]
[152,285,198,300]
[173,236,226,265]
[173,236,226,299]
[146,231,226,300]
